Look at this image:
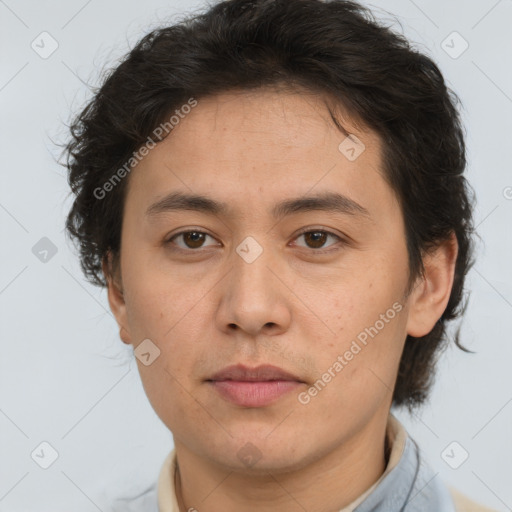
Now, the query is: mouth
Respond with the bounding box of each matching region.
[206,364,305,407]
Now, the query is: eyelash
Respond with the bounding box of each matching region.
[165,228,346,255]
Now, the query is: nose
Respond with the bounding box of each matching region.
[215,239,292,338]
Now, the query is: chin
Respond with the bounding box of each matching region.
[204,434,317,475]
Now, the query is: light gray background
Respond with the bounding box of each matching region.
[1,0,511,510]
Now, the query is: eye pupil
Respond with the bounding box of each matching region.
[184,231,205,248]
[305,231,327,249]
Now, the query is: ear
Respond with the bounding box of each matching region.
[405,232,458,338]
[103,252,132,345]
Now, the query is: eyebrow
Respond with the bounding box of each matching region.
[145,190,371,220]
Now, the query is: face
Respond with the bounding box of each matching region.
[106,87,450,474]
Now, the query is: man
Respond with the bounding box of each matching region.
[64,0,496,510]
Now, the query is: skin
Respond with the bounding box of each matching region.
[105,87,458,512]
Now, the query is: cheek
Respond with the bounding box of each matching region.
[124,280,208,427]
[310,272,407,398]
[122,264,201,341]
[304,319,406,427]
[326,278,403,344]
[122,270,215,384]
[136,359,207,436]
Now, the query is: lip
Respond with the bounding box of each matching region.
[208,364,303,382]
[206,364,305,407]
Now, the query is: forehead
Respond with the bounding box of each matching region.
[168,86,373,151]
[125,87,395,223]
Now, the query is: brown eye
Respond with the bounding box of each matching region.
[303,231,328,249]
[182,231,206,249]
[167,230,218,251]
[294,230,342,251]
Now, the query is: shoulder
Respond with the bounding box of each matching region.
[449,487,499,512]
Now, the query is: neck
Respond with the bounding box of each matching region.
[173,412,389,512]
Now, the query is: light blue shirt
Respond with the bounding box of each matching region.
[353,434,456,511]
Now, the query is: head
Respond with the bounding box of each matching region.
[64,0,475,473]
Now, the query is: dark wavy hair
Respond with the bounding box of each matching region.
[63,0,476,411]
